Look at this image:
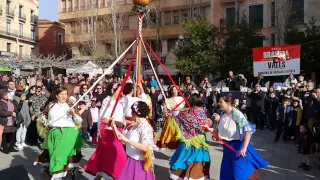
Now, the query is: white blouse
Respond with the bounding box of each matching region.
[217,113,241,141]
[119,93,147,118]
[48,103,82,128]
[125,119,154,161]
[99,96,124,131]
[90,107,100,123]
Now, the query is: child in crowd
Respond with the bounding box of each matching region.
[79,101,92,147]
[89,98,99,145]
[298,124,313,171]
[274,97,293,143]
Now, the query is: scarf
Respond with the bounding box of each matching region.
[2,99,14,126]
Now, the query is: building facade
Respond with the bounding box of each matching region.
[0,0,39,59]
[38,19,68,57]
[58,0,211,73]
[212,0,320,46]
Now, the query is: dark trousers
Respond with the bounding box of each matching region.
[2,132,16,152]
[81,129,89,143]
[26,120,39,146]
[274,121,290,142]
[266,112,277,130]
[252,107,264,129]
[245,107,252,123]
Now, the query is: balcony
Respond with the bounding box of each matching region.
[19,13,26,21]
[0,6,2,15]
[31,15,38,24]
[68,7,72,12]
[0,26,19,38]
[6,8,15,18]
[61,8,66,12]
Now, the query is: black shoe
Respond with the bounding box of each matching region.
[303,165,310,171]
[1,149,9,154]
[9,149,19,152]
[298,163,306,168]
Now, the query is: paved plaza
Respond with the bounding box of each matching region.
[0,130,319,180]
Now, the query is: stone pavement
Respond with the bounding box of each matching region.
[0,130,319,180]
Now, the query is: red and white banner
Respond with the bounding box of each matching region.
[252,45,301,77]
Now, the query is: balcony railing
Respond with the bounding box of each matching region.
[0,6,3,15]
[0,26,38,42]
[6,8,15,17]
[0,26,19,37]
[68,7,72,12]
[80,5,85,10]
[19,13,26,21]
[100,3,104,7]
[61,8,66,12]
[74,6,78,11]
[31,15,38,24]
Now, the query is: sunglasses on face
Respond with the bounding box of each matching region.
[36,91,41,93]
[97,88,102,90]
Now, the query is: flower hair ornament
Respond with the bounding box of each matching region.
[132,102,142,115]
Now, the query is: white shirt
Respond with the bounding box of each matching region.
[119,93,147,118]
[99,96,124,131]
[217,113,241,141]
[125,119,154,161]
[90,107,100,123]
[48,103,82,128]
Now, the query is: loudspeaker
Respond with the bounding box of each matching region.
[0,165,30,180]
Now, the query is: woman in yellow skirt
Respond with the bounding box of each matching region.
[156,86,185,150]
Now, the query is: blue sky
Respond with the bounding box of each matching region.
[39,0,58,21]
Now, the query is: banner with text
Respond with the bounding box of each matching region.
[252,45,301,77]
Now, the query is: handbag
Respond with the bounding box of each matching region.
[13,113,24,127]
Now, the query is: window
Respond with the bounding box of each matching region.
[31,10,34,21]
[6,21,11,34]
[123,18,129,29]
[270,33,276,46]
[86,0,91,9]
[19,45,23,55]
[173,11,179,25]
[31,25,35,40]
[92,0,97,8]
[19,23,23,37]
[31,47,35,56]
[249,4,264,28]
[270,2,275,27]
[164,11,171,26]
[225,7,235,26]
[61,0,66,12]
[82,22,88,33]
[67,0,72,11]
[100,0,104,7]
[181,9,189,22]
[7,43,11,52]
[80,0,84,10]
[291,0,304,22]
[74,0,78,10]
[167,39,178,52]
[71,22,76,34]
[19,5,22,17]
[58,34,64,44]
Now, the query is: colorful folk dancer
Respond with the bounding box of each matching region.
[205,95,269,180]
[169,94,212,180]
[84,86,126,180]
[116,101,155,180]
[157,86,185,149]
[34,87,83,179]
[119,83,147,126]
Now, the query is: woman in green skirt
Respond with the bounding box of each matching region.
[34,87,83,179]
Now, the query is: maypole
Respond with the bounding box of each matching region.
[132,0,150,96]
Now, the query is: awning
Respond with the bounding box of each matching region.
[144,65,179,75]
[0,67,11,72]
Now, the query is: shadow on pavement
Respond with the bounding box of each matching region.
[154,151,171,160]
[154,164,170,179]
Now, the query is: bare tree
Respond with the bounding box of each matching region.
[69,0,128,66]
[269,0,306,45]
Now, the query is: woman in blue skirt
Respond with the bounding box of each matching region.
[205,95,269,180]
